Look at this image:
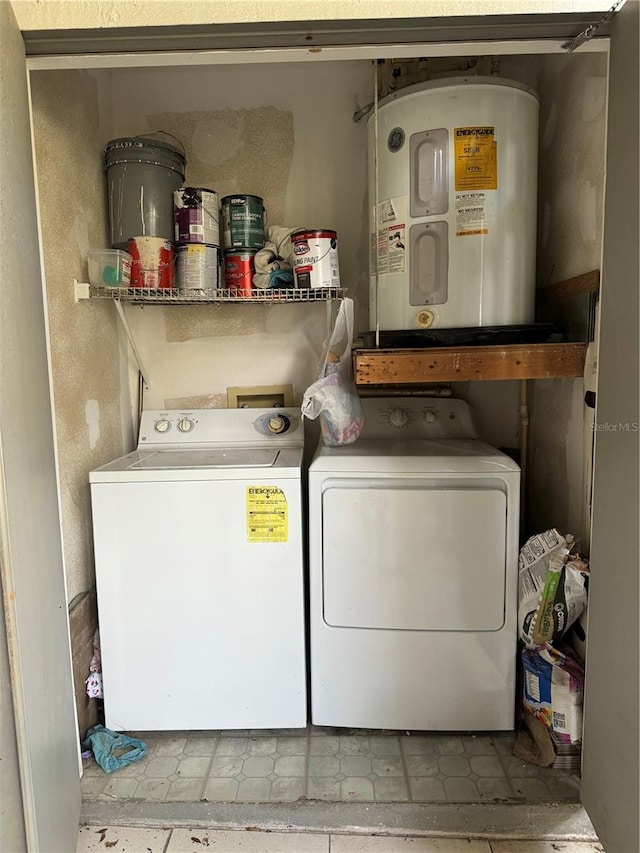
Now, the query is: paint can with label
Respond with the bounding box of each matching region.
[221,195,265,249]
[223,249,257,294]
[127,237,175,289]
[176,244,221,291]
[174,187,220,245]
[291,229,340,289]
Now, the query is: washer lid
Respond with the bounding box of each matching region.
[90,445,303,482]
[127,448,279,470]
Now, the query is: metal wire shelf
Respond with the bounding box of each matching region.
[81,285,346,304]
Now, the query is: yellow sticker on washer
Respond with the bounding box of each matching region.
[247,486,288,542]
[454,127,497,191]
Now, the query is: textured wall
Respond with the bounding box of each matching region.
[536,55,608,286]
[104,60,372,408]
[10,1,618,30]
[527,52,608,543]
[30,70,129,601]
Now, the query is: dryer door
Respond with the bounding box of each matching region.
[322,478,507,631]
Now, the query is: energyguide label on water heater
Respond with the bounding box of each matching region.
[371,196,407,274]
[454,127,497,192]
[246,486,288,542]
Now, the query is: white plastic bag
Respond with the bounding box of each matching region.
[302,298,364,446]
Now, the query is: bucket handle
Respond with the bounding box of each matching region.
[136,130,186,159]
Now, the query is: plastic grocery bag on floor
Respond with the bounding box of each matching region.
[82,724,148,774]
[302,297,364,446]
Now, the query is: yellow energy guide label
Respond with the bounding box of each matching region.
[454,127,497,191]
[247,486,288,542]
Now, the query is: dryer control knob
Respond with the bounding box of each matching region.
[177,418,194,433]
[424,410,439,424]
[154,419,171,433]
[389,407,408,428]
[268,415,288,434]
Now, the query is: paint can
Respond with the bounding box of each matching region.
[221,195,265,249]
[291,229,340,289]
[174,187,220,245]
[223,249,257,294]
[176,243,221,290]
[127,237,175,289]
[105,136,186,250]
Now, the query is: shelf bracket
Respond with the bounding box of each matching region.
[74,279,150,388]
[73,279,91,302]
[113,300,150,390]
[73,278,347,389]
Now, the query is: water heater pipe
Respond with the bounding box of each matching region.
[519,379,529,531]
[373,61,380,347]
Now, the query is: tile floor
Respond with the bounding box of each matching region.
[76,826,605,853]
[81,728,581,805]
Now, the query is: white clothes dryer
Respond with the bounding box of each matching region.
[308,397,520,731]
[90,407,306,732]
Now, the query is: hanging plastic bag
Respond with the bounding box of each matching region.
[302,298,364,446]
[82,724,148,774]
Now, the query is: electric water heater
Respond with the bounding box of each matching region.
[368,77,539,331]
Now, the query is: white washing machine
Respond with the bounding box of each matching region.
[90,407,306,732]
[308,397,520,731]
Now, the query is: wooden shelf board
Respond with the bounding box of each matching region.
[354,342,588,385]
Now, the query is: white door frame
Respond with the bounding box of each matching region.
[0,2,81,850]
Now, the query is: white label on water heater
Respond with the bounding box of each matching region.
[372,196,407,274]
[455,192,488,237]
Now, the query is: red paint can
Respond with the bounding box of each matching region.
[127,237,175,289]
[224,249,257,294]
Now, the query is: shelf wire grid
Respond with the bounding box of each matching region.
[87,285,345,304]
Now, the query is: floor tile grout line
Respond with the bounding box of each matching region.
[491,733,530,803]
[491,734,516,798]
[198,733,222,801]
[265,732,277,803]
[496,728,547,803]
[397,734,414,804]
[498,754,519,802]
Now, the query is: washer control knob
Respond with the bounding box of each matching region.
[268,415,288,434]
[154,418,171,433]
[424,410,439,424]
[389,407,408,428]
[177,418,194,433]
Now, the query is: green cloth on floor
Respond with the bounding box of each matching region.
[83,724,148,774]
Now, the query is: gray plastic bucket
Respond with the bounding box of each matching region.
[105,136,186,250]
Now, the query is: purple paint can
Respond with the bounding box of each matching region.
[174,187,220,245]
